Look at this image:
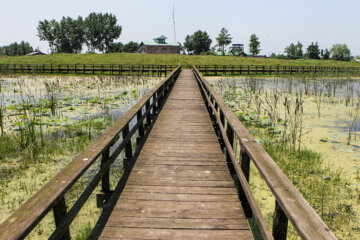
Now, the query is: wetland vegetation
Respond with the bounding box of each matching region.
[0,74,161,239]
[210,75,360,239]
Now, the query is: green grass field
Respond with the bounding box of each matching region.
[1,53,360,67]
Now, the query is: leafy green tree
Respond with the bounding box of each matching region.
[285,41,303,58]
[306,42,320,59]
[38,13,122,53]
[285,43,296,57]
[330,44,351,61]
[37,19,58,53]
[184,30,212,55]
[122,41,140,53]
[216,28,232,55]
[295,41,303,57]
[107,42,124,53]
[249,34,260,56]
[56,16,85,53]
[322,49,330,60]
[0,41,34,56]
[85,13,122,53]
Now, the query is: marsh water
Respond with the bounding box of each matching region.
[0,75,161,239]
[208,76,360,177]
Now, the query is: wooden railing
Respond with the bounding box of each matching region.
[0,64,178,76]
[0,66,182,240]
[193,66,337,240]
[195,64,360,76]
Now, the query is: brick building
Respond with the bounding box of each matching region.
[138,35,180,54]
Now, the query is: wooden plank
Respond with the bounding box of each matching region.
[119,192,239,202]
[106,217,248,230]
[123,185,237,194]
[99,228,253,239]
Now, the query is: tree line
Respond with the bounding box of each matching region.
[183,28,352,61]
[0,41,34,56]
[37,12,122,53]
[183,28,260,56]
[0,13,355,62]
[272,42,351,61]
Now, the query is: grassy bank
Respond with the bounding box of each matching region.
[1,53,360,67]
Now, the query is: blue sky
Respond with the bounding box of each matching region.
[1,0,359,55]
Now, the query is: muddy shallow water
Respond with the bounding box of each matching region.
[208,76,360,179]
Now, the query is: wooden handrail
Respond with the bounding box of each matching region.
[193,66,337,240]
[0,66,182,240]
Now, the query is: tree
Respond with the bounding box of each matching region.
[216,28,232,55]
[295,41,303,57]
[85,13,122,53]
[37,19,58,53]
[107,42,124,53]
[330,44,351,61]
[56,16,85,53]
[0,41,34,56]
[37,13,122,53]
[285,41,303,58]
[183,30,212,55]
[306,42,320,59]
[122,41,140,53]
[249,34,260,56]
[322,49,330,60]
[285,43,296,57]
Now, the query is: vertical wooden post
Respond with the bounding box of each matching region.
[273,201,288,240]
[101,147,111,193]
[136,110,145,145]
[145,101,151,129]
[239,149,252,217]
[122,124,133,169]
[53,196,71,240]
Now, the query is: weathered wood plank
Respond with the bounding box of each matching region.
[106,217,248,230]
[99,228,253,239]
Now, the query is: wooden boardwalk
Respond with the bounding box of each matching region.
[98,70,252,239]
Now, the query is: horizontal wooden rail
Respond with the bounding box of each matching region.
[0,64,178,77]
[194,64,360,76]
[193,66,337,240]
[0,66,182,240]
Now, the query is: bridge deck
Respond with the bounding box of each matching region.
[98,70,252,239]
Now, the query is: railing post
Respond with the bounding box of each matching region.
[122,124,133,169]
[136,110,145,145]
[144,101,152,130]
[53,196,71,240]
[240,149,252,218]
[101,147,111,193]
[96,147,112,208]
[273,201,288,240]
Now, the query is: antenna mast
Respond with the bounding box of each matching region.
[173,1,176,42]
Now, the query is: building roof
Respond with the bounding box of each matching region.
[142,41,180,47]
[154,35,167,40]
[26,52,46,56]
